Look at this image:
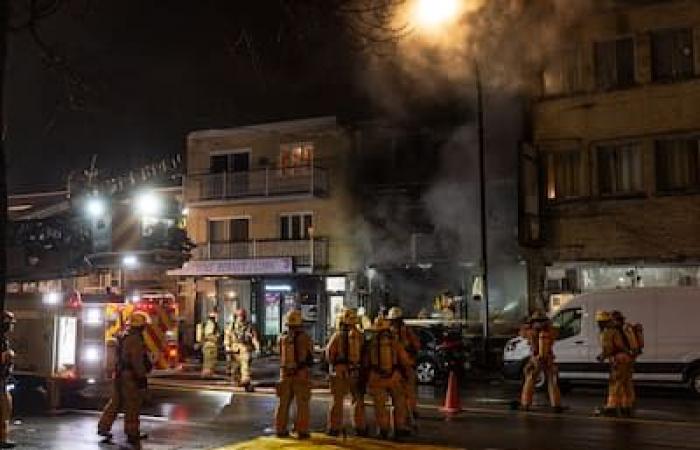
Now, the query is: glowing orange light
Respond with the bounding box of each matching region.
[413,0,460,29]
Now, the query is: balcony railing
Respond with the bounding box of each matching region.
[193,238,329,268]
[185,166,328,203]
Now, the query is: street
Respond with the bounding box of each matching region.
[7,380,700,449]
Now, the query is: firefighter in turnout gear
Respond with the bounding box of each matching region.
[200,312,219,376]
[98,311,153,445]
[387,307,421,423]
[225,308,260,391]
[326,308,367,437]
[275,310,314,439]
[365,317,414,439]
[0,312,16,449]
[519,311,563,412]
[596,310,638,417]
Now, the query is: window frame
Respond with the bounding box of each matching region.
[594,36,636,91]
[654,136,700,194]
[209,148,252,173]
[279,212,314,241]
[595,141,645,197]
[543,147,588,203]
[651,27,695,83]
[207,215,252,243]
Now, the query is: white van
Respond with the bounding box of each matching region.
[502,287,700,395]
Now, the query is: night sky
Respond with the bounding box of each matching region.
[5,1,365,193]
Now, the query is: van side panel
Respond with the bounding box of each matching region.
[655,289,700,364]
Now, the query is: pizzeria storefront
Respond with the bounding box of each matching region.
[169,258,345,349]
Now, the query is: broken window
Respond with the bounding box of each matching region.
[545,149,586,200]
[597,143,643,195]
[655,137,700,192]
[651,28,694,82]
[594,37,635,90]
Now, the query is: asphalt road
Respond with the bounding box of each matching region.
[7,381,700,449]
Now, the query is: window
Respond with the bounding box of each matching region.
[209,151,250,173]
[594,38,635,90]
[280,142,313,172]
[597,143,643,195]
[651,28,694,82]
[552,308,582,341]
[542,47,583,96]
[545,150,586,200]
[280,213,313,240]
[208,218,249,242]
[655,138,700,192]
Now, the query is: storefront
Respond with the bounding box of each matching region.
[170,258,350,348]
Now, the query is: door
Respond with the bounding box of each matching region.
[229,152,250,196]
[551,307,591,377]
[230,218,250,258]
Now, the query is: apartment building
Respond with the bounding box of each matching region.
[172,117,358,345]
[522,0,700,306]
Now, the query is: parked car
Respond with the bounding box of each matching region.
[503,287,700,395]
[411,324,469,385]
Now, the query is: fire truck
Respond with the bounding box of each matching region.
[8,289,180,402]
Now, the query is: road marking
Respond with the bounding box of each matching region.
[149,383,700,429]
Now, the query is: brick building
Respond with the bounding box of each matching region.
[522,0,700,308]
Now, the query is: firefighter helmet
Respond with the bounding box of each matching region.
[610,310,624,322]
[3,311,16,325]
[373,317,391,331]
[529,310,548,323]
[340,308,358,326]
[595,310,611,322]
[236,308,247,321]
[129,311,151,328]
[285,309,303,327]
[387,307,403,320]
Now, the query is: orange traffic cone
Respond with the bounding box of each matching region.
[440,370,462,415]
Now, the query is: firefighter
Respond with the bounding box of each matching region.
[0,312,16,449]
[596,310,636,417]
[98,311,152,445]
[201,312,219,377]
[387,306,421,423]
[518,311,563,412]
[326,308,367,437]
[365,317,413,439]
[225,308,260,392]
[275,310,313,439]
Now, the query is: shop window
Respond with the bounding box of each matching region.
[655,138,700,192]
[651,28,694,82]
[280,213,313,240]
[542,46,583,96]
[545,149,586,200]
[595,37,635,90]
[597,143,643,195]
[279,142,313,174]
[552,308,582,340]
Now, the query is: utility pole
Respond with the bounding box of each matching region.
[475,62,490,365]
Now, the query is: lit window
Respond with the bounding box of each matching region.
[279,142,314,174]
[545,150,586,200]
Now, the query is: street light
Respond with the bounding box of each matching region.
[122,254,138,268]
[135,191,162,217]
[412,0,460,29]
[86,197,106,218]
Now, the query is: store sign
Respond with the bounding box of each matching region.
[168,257,293,276]
[325,276,346,292]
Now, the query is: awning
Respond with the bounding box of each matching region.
[168,257,293,277]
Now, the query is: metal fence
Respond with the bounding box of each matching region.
[193,238,329,268]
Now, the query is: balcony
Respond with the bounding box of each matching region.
[193,238,329,268]
[185,166,329,205]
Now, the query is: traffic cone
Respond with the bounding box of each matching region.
[440,370,462,415]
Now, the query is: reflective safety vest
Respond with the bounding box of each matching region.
[369,331,397,376]
[280,331,312,372]
[230,321,255,347]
